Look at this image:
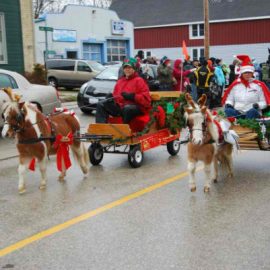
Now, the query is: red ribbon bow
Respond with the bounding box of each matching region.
[28,158,36,171]
[53,132,73,172]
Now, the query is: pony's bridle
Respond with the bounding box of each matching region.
[186,115,208,141]
[2,105,25,133]
[184,93,211,144]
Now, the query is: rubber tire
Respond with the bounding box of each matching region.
[48,77,58,88]
[167,140,180,156]
[88,143,104,165]
[128,145,144,168]
[80,107,93,115]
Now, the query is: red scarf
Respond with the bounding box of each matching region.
[222,78,270,105]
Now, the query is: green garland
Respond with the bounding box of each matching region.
[160,93,187,134]
[217,109,270,140]
[109,93,187,144]
[236,118,270,140]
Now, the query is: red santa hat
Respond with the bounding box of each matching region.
[236,55,255,74]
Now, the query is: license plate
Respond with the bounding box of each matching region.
[89,97,99,104]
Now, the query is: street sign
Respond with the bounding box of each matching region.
[39,26,53,32]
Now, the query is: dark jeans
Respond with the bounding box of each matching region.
[191,83,198,102]
[197,88,211,107]
[95,98,143,124]
[225,107,261,119]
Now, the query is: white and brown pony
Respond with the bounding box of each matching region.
[184,93,233,192]
[1,88,89,194]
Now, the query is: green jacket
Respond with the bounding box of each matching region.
[157,64,174,84]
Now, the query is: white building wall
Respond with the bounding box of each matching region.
[35,5,134,64]
[137,43,270,64]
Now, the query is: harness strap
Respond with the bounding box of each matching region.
[213,119,224,144]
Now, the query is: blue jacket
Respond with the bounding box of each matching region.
[214,66,225,86]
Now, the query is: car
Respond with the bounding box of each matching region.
[77,64,158,114]
[46,59,106,89]
[0,69,61,128]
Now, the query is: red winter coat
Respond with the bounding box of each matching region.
[173,59,191,91]
[113,72,151,113]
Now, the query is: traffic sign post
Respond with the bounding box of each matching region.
[39,26,53,32]
[39,26,54,61]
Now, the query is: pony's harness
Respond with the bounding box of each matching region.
[187,112,224,144]
[17,115,56,144]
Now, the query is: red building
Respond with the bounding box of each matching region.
[111,0,270,64]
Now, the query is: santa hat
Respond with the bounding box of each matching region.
[236,55,255,74]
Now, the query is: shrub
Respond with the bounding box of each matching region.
[24,63,47,85]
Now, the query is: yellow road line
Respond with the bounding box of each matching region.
[0,169,198,257]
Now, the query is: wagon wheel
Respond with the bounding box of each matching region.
[167,139,180,156]
[88,143,104,165]
[128,144,144,168]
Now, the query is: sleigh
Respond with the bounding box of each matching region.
[84,91,183,168]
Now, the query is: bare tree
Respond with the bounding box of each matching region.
[33,0,56,18]
[33,0,113,17]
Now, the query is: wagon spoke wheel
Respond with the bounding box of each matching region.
[167,139,180,156]
[88,143,104,165]
[128,144,144,168]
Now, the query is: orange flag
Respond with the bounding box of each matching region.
[182,40,189,60]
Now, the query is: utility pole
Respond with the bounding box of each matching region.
[204,0,210,59]
[39,26,53,62]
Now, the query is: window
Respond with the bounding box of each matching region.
[192,48,205,61]
[107,39,127,62]
[46,60,75,71]
[0,13,8,64]
[83,43,102,62]
[189,24,204,39]
[0,74,18,89]
[77,61,92,72]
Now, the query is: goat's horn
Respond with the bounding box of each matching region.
[2,87,14,101]
[198,94,207,107]
[14,94,21,102]
[185,93,196,109]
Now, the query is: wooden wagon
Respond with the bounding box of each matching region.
[231,121,270,151]
[85,91,183,168]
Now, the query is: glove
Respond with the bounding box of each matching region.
[225,104,234,109]
[105,93,113,99]
[253,103,259,110]
[121,92,135,101]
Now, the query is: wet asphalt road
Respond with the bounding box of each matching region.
[1,107,270,270]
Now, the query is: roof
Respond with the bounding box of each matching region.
[110,0,270,28]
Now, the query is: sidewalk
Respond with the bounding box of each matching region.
[58,89,78,103]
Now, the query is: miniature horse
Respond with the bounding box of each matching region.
[1,88,89,194]
[184,93,233,192]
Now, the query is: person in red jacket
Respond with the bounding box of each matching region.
[95,57,151,123]
[173,59,193,91]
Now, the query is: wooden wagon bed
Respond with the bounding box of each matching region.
[231,125,267,150]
